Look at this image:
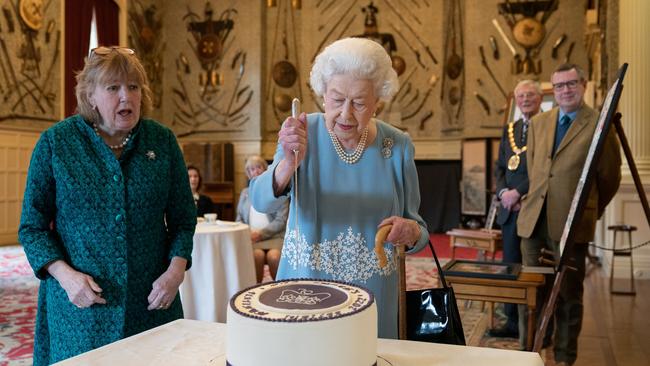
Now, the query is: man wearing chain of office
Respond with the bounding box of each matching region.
[492,79,542,339]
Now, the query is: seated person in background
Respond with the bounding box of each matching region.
[236,155,288,283]
[188,165,217,217]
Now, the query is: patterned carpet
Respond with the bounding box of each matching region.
[0,242,518,364]
[0,246,38,366]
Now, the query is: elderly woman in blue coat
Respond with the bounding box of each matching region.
[19,47,195,365]
[249,37,429,339]
[237,155,289,282]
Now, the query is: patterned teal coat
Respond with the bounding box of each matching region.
[19,116,196,365]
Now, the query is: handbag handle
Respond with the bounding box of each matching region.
[426,240,450,289]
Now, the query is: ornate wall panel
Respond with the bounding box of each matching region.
[159,0,262,142]
[259,0,589,146]
[0,0,61,130]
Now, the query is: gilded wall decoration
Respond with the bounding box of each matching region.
[0,0,60,127]
[149,0,589,143]
[265,0,302,133]
[167,1,255,138]
[440,0,465,133]
[128,0,165,109]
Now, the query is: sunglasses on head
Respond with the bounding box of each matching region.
[89,46,135,58]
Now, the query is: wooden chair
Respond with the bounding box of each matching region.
[608,224,637,295]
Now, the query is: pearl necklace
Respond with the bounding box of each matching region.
[328,127,368,164]
[93,123,132,150]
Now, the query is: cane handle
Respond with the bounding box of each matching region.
[374,224,393,268]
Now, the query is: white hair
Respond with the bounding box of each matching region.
[514,79,542,95]
[309,37,399,101]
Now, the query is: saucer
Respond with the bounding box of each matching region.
[216,220,239,227]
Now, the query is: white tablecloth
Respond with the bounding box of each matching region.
[54,319,544,366]
[179,222,256,322]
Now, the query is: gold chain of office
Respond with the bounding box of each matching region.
[507,121,527,171]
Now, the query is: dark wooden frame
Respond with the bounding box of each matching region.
[443,259,521,280]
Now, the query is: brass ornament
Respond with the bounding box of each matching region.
[273,93,292,112]
[272,60,297,88]
[512,17,545,48]
[19,0,43,30]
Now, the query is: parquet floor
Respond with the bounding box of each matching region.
[566,265,650,366]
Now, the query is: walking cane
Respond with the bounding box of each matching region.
[375,225,407,340]
[397,245,407,340]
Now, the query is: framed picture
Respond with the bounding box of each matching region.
[461,139,487,215]
[503,86,555,125]
[443,260,521,280]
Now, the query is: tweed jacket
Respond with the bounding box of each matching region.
[516,105,621,243]
[495,118,529,226]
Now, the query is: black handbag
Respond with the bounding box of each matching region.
[405,241,466,345]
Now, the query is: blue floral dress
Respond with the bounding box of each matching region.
[19,115,196,365]
[249,113,428,338]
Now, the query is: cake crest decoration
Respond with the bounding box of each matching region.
[277,288,332,305]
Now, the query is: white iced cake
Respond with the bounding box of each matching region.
[226,279,377,366]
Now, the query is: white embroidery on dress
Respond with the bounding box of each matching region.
[282,226,396,283]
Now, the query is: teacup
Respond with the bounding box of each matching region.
[204,213,217,223]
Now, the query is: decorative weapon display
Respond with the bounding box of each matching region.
[0,0,59,124]
[440,0,464,132]
[308,1,438,133]
[172,1,252,136]
[128,0,164,108]
[495,0,559,75]
[267,0,303,131]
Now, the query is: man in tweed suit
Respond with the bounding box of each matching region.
[490,80,542,339]
[517,64,621,365]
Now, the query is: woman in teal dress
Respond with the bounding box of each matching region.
[18,47,195,365]
[249,38,429,338]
